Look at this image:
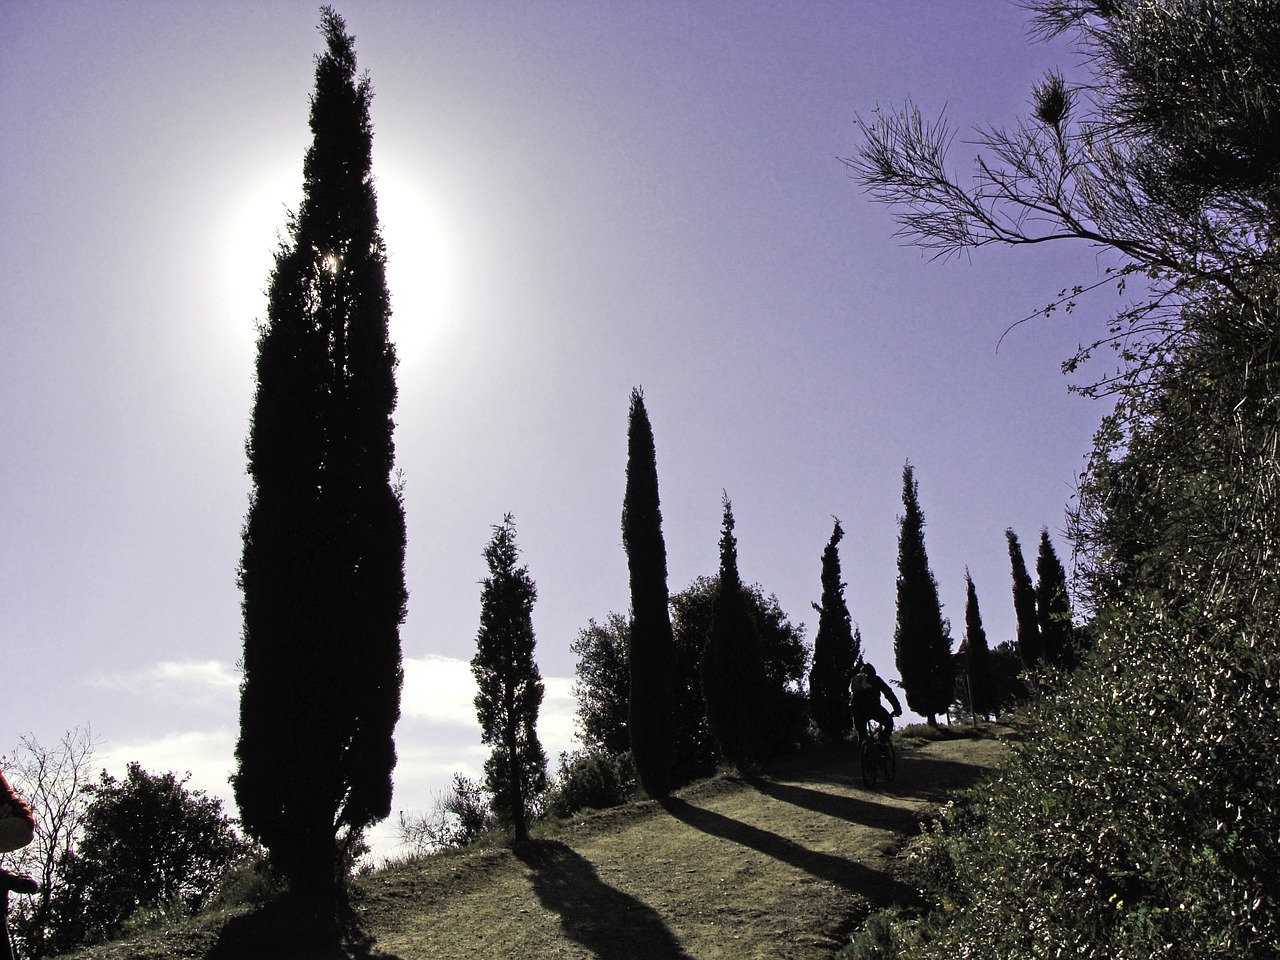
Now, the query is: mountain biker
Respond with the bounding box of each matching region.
[851,662,902,746]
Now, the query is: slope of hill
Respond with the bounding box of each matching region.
[71,729,1011,960]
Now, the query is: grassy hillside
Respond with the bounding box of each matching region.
[58,730,1010,960]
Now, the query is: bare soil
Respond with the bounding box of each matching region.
[71,729,1012,960]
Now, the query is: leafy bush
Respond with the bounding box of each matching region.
[50,763,249,951]
[888,595,1280,959]
[544,751,637,819]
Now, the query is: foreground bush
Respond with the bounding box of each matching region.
[875,596,1280,959]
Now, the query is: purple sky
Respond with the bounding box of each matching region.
[2,1,1113,856]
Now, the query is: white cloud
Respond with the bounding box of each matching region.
[97,727,239,811]
[91,659,239,709]
[89,654,580,860]
[401,654,480,727]
[400,656,577,751]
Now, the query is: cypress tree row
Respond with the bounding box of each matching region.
[234,7,406,902]
[1035,529,1075,669]
[1006,529,1043,667]
[472,515,548,843]
[960,570,995,720]
[892,463,954,726]
[701,495,767,769]
[808,519,858,740]
[621,388,677,798]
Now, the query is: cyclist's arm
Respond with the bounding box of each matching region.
[877,678,903,715]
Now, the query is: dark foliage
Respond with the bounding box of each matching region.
[472,515,548,842]
[957,570,996,719]
[621,388,677,798]
[986,641,1030,717]
[674,576,809,771]
[570,614,631,757]
[1035,529,1076,668]
[51,764,248,950]
[1005,529,1042,667]
[570,578,808,786]
[234,7,406,904]
[808,519,860,740]
[700,495,769,769]
[892,464,953,726]
[545,751,637,819]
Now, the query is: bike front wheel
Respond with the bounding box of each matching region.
[860,742,879,788]
[882,741,897,783]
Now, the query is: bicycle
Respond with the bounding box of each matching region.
[859,717,897,788]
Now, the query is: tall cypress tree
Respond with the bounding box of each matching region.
[701,494,767,769]
[1035,529,1075,669]
[808,519,858,740]
[1006,529,1043,667]
[472,515,548,843]
[621,388,677,798]
[960,569,995,720]
[892,463,953,726]
[234,7,406,902]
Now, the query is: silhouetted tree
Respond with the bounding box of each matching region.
[893,463,953,726]
[808,519,859,740]
[671,576,806,778]
[569,613,630,757]
[472,515,548,843]
[234,7,406,903]
[987,639,1030,715]
[621,388,677,798]
[701,495,768,768]
[959,570,995,719]
[1036,529,1076,669]
[1006,529,1042,667]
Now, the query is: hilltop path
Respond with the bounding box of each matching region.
[356,731,1009,960]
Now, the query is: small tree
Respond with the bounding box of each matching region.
[809,519,858,740]
[51,764,248,950]
[621,388,678,798]
[472,515,548,842]
[1036,529,1076,669]
[959,570,996,720]
[569,613,631,757]
[396,774,492,856]
[1006,529,1043,667]
[893,463,953,726]
[701,495,768,768]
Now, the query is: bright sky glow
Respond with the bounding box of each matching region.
[378,167,458,366]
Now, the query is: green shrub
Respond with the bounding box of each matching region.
[545,751,637,819]
[893,594,1280,959]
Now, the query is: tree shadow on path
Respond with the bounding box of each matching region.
[659,796,916,908]
[746,776,919,832]
[750,747,998,824]
[516,840,694,960]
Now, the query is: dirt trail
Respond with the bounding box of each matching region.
[357,732,1009,960]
